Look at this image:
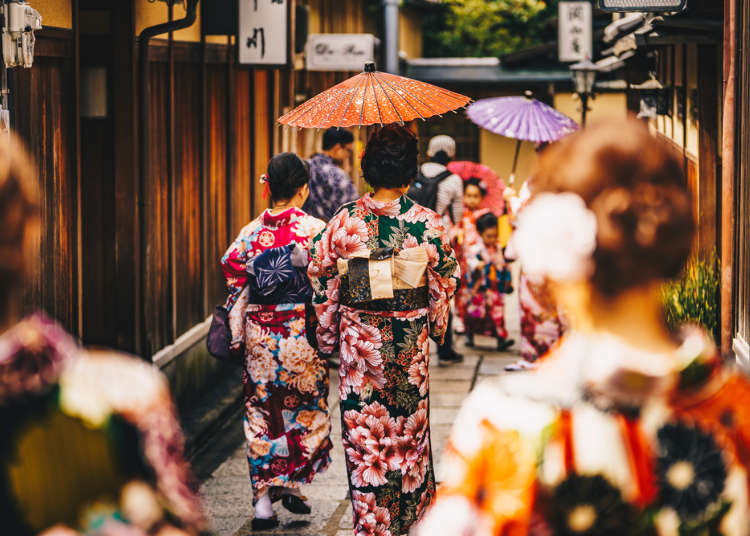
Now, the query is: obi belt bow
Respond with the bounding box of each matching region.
[337,246,428,305]
[246,243,311,303]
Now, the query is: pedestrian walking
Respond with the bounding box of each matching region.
[412,135,464,364]
[221,153,332,530]
[308,124,459,536]
[419,119,750,535]
[462,212,514,351]
[302,127,358,222]
[0,135,206,535]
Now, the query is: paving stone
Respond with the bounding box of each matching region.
[429,392,467,408]
[429,379,472,393]
[201,307,539,535]
[429,407,461,426]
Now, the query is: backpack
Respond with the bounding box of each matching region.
[407,169,453,212]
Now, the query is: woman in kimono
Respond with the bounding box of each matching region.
[221,153,331,530]
[452,177,490,334]
[308,125,459,536]
[0,137,205,535]
[419,119,750,536]
[462,212,514,351]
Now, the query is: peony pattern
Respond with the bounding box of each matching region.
[309,194,459,535]
[222,207,332,501]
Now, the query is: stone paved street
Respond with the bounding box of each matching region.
[200,288,521,536]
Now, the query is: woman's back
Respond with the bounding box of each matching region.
[419,328,750,535]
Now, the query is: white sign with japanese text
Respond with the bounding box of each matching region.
[239,0,288,66]
[305,34,375,72]
[558,1,592,63]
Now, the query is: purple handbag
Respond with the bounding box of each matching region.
[206,305,242,362]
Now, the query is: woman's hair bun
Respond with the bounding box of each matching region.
[532,118,694,297]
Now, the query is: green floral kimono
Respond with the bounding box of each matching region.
[308,194,459,536]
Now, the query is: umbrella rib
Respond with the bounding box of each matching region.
[282,97,317,125]
[359,73,370,127]
[338,75,366,128]
[373,75,404,124]
[383,76,442,117]
[292,98,326,128]
[318,85,354,129]
[378,76,426,120]
[370,74,385,126]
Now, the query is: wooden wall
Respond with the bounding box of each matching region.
[11,7,287,358]
[12,29,79,335]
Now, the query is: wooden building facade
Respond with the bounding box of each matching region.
[12,0,372,406]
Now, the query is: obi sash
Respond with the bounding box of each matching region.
[337,246,429,310]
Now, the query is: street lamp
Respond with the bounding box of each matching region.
[570,58,598,126]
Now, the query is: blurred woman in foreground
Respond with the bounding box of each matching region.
[0,137,205,535]
[418,119,750,535]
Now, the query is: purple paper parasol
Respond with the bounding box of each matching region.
[466,93,578,183]
[466,94,579,142]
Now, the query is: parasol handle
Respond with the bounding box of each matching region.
[510,139,522,184]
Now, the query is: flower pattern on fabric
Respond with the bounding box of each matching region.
[461,242,509,339]
[0,314,205,535]
[309,194,459,535]
[519,272,564,362]
[222,207,331,501]
[302,153,359,222]
[418,327,750,536]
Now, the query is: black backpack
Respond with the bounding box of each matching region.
[407,169,453,212]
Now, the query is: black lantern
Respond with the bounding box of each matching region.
[598,0,687,12]
[570,58,598,126]
[632,76,671,117]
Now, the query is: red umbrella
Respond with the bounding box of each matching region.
[447,161,506,214]
[278,63,470,128]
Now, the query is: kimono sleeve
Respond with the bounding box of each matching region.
[426,219,460,343]
[307,216,341,356]
[220,222,256,309]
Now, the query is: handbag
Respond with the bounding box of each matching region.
[206,305,242,362]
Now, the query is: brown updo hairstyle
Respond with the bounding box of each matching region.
[361,124,418,189]
[0,135,40,305]
[532,118,694,297]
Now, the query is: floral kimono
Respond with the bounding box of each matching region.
[519,272,565,363]
[221,207,332,501]
[0,314,205,535]
[452,207,491,326]
[308,194,459,536]
[462,241,510,340]
[418,327,750,536]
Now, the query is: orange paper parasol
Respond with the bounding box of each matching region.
[278,63,470,129]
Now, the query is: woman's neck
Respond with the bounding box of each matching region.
[587,283,678,354]
[372,187,406,202]
[270,198,301,213]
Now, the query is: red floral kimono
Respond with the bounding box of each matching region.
[308,194,459,536]
[452,207,491,326]
[221,207,332,501]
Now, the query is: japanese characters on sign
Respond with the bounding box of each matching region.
[239,0,288,66]
[305,34,375,72]
[558,1,593,63]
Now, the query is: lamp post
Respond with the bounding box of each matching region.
[570,58,598,126]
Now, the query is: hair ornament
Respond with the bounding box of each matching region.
[511,192,597,283]
[259,173,269,185]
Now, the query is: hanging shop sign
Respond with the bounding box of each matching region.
[558,1,593,63]
[238,0,290,66]
[598,0,686,11]
[305,34,376,72]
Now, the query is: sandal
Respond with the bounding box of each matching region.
[282,493,312,515]
[251,516,279,530]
